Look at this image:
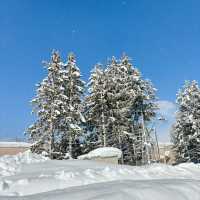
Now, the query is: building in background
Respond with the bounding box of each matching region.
[159,143,175,164]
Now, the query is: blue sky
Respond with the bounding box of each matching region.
[0,0,200,141]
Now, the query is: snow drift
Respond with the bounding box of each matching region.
[0,151,200,199]
[0,150,48,177]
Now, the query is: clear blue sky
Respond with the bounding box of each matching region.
[0,0,200,139]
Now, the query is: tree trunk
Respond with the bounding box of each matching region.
[141,112,150,165]
[118,128,124,164]
[102,111,106,147]
[69,132,72,158]
[49,122,54,159]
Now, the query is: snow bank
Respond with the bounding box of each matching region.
[0,153,200,199]
[78,147,122,159]
[0,150,48,177]
[0,142,31,148]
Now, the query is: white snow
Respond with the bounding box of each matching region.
[0,142,31,148]
[0,150,48,177]
[0,151,200,199]
[72,71,80,77]
[78,147,122,159]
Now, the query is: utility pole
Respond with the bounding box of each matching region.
[154,128,160,161]
[141,112,151,165]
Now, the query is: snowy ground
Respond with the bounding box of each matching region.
[0,151,200,199]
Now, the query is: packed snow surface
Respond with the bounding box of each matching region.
[0,150,48,177]
[0,151,200,199]
[78,147,122,159]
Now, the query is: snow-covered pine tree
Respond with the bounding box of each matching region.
[27,51,67,158]
[171,80,200,163]
[104,56,135,163]
[84,64,109,149]
[27,51,85,159]
[131,79,157,165]
[83,58,130,160]
[83,54,157,164]
[115,54,157,165]
[113,55,139,164]
[58,53,85,158]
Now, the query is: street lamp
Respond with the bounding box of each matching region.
[153,116,167,162]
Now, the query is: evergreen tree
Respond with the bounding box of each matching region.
[59,53,85,158]
[26,51,85,159]
[83,54,157,165]
[104,56,135,163]
[84,64,109,148]
[116,55,157,165]
[171,80,200,163]
[27,51,67,157]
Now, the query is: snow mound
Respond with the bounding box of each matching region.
[78,147,122,159]
[0,150,48,177]
[0,153,200,199]
[0,160,200,199]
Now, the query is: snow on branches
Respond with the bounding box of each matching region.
[26,52,157,164]
[171,80,200,163]
[83,54,157,164]
[26,51,85,159]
